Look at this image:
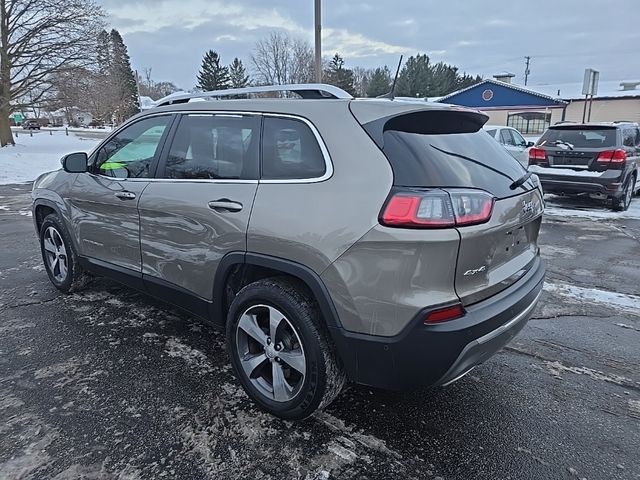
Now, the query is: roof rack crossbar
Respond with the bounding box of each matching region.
[154,84,352,107]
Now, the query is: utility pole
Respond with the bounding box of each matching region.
[524,56,531,86]
[314,0,322,82]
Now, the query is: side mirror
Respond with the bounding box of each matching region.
[526,141,535,148]
[62,152,88,173]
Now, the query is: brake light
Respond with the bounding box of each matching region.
[381,189,494,228]
[597,149,626,163]
[425,303,465,324]
[528,147,546,165]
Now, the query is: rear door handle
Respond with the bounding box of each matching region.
[208,199,243,212]
[114,191,136,200]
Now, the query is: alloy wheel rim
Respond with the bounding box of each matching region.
[43,226,68,282]
[235,304,306,403]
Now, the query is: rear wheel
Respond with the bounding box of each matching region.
[226,277,345,420]
[612,175,635,211]
[39,214,91,293]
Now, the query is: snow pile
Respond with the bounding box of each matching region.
[544,194,640,220]
[0,131,99,185]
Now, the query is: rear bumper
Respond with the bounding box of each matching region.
[329,256,545,390]
[530,166,625,197]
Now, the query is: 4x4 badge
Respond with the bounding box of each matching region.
[464,266,486,276]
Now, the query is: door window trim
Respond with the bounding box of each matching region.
[88,112,177,182]
[147,110,333,184]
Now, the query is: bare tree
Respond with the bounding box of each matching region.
[138,67,179,100]
[0,0,105,145]
[251,32,315,86]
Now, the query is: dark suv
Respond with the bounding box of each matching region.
[528,122,640,211]
[22,119,41,130]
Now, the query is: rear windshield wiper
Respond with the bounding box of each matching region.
[429,144,516,183]
[510,171,533,190]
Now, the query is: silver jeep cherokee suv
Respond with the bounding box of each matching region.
[32,84,545,420]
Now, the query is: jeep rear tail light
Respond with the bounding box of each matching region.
[424,303,465,324]
[528,147,546,165]
[597,149,626,164]
[381,189,494,228]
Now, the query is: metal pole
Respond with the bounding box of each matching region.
[581,94,588,123]
[314,0,322,82]
[524,56,531,86]
[587,94,594,122]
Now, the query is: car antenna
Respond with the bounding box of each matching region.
[377,55,403,100]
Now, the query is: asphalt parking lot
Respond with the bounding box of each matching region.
[1,183,639,480]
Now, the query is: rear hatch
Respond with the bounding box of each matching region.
[353,104,544,305]
[535,125,619,170]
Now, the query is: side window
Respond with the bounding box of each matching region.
[511,130,527,147]
[622,128,635,147]
[262,116,326,180]
[500,129,515,146]
[485,129,497,137]
[95,116,170,178]
[163,114,260,180]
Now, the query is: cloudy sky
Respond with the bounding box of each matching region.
[96,0,640,91]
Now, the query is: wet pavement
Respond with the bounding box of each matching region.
[1,183,639,480]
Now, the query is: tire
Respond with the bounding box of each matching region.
[39,214,91,293]
[612,175,635,211]
[226,277,345,420]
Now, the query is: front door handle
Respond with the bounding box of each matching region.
[208,199,243,212]
[114,191,136,200]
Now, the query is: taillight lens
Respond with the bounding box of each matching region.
[528,147,546,165]
[597,149,626,164]
[424,303,465,324]
[381,189,494,228]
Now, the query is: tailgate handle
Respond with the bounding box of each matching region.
[114,191,136,200]
[208,199,243,212]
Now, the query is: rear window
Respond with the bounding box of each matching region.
[380,128,529,199]
[538,127,617,149]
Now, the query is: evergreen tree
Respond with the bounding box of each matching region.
[324,53,356,96]
[109,29,140,121]
[96,30,111,72]
[228,57,250,89]
[366,67,391,97]
[396,54,432,97]
[197,50,230,91]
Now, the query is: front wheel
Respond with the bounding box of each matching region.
[39,214,90,293]
[226,278,345,420]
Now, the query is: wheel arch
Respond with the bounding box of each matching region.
[213,252,343,331]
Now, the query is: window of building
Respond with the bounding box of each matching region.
[507,111,551,135]
[262,116,326,180]
[163,114,260,180]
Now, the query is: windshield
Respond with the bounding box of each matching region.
[381,129,532,199]
[538,127,617,149]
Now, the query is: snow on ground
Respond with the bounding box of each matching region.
[544,282,640,317]
[0,131,100,185]
[544,194,640,220]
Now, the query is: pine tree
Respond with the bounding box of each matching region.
[228,57,250,89]
[109,29,140,122]
[197,50,230,91]
[396,54,432,97]
[366,67,391,97]
[324,53,356,96]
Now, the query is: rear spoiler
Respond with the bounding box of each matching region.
[359,109,489,149]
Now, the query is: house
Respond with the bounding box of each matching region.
[436,74,567,134]
[436,73,640,134]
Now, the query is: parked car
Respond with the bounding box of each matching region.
[483,125,534,167]
[22,119,41,130]
[32,84,545,420]
[529,122,640,211]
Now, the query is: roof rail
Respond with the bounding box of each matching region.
[154,84,352,107]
